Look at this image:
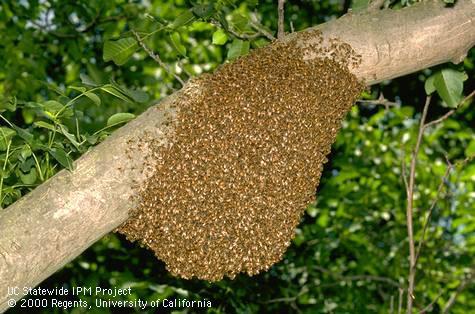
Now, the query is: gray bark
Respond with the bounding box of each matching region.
[1,1,474,311]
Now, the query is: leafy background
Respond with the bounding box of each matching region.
[1,0,474,313]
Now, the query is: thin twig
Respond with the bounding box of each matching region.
[398,288,404,314]
[209,19,264,40]
[227,27,262,40]
[132,30,184,86]
[414,162,451,264]
[406,95,431,314]
[413,89,475,265]
[249,13,276,40]
[357,93,399,110]
[423,90,475,130]
[290,20,295,33]
[368,0,386,11]
[390,294,395,314]
[278,0,286,39]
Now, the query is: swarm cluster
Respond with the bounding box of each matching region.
[119,30,364,281]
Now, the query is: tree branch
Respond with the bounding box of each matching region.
[405,95,431,314]
[249,13,276,41]
[357,93,399,110]
[278,0,286,39]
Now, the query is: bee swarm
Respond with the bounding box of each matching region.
[119,30,364,281]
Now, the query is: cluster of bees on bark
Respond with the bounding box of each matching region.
[119,29,364,281]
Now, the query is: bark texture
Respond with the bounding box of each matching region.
[1,1,474,311]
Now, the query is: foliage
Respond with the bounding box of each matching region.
[1,0,474,313]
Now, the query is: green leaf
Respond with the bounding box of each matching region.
[212,29,228,45]
[432,69,468,108]
[68,86,87,93]
[230,14,250,32]
[0,97,17,112]
[86,134,99,145]
[11,125,34,144]
[85,92,101,106]
[424,75,436,95]
[227,39,250,60]
[19,168,37,184]
[79,73,99,87]
[42,100,64,114]
[101,85,133,103]
[103,37,138,66]
[49,148,74,171]
[465,140,475,157]
[169,32,187,57]
[20,145,32,159]
[41,100,73,118]
[110,80,148,103]
[19,157,35,172]
[33,121,56,131]
[125,89,149,103]
[58,125,81,149]
[169,10,195,29]
[0,127,15,151]
[107,113,136,127]
[191,4,214,18]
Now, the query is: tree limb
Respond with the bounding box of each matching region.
[405,96,431,314]
[278,0,286,39]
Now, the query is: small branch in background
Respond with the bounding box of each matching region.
[227,27,262,40]
[402,89,475,313]
[413,155,475,269]
[368,0,387,11]
[405,95,431,314]
[132,30,184,86]
[290,20,295,33]
[423,90,475,130]
[390,294,395,314]
[278,0,286,39]
[414,158,452,265]
[357,93,399,110]
[398,288,404,314]
[249,13,276,40]
[209,19,266,41]
[442,266,475,314]
[412,89,475,265]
